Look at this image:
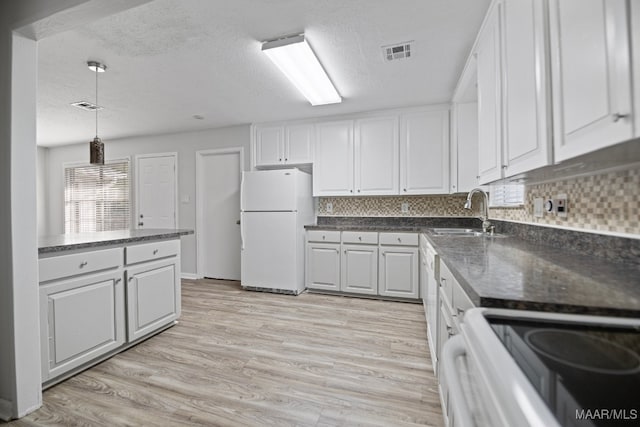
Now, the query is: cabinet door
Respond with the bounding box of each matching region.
[502,0,551,176]
[126,258,180,342]
[313,120,354,196]
[306,243,340,291]
[254,125,284,166]
[400,110,450,195]
[285,124,313,164]
[378,247,419,298]
[476,2,504,184]
[40,270,125,381]
[454,102,479,193]
[341,244,378,295]
[549,0,632,161]
[354,116,399,195]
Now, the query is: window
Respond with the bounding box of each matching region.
[489,183,525,207]
[64,160,130,233]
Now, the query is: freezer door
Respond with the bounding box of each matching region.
[241,211,297,290]
[241,170,297,211]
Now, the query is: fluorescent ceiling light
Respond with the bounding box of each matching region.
[262,34,341,106]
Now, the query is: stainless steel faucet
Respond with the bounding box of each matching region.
[464,188,493,233]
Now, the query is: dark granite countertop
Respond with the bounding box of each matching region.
[38,229,194,254]
[424,231,640,317]
[305,224,431,233]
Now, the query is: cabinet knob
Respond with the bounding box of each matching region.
[358,236,362,241]
[357,189,360,193]
[476,175,480,179]
[397,238,402,242]
[322,235,326,240]
[129,276,134,282]
[612,113,629,122]
[335,249,339,253]
[115,278,122,284]
[350,190,353,193]
[139,214,144,219]
[279,158,282,161]
[403,188,407,192]
[285,158,288,162]
[502,165,507,169]
[153,249,159,255]
[79,261,88,268]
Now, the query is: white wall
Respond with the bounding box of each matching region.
[43,125,251,274]
[36,146,49,236]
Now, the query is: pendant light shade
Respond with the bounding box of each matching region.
[88,61,106,164]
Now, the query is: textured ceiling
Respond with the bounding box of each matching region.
[37,0,491,146]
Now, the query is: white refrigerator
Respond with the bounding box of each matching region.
[240,169,314,295]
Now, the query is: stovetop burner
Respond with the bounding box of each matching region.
[525,329,640,375]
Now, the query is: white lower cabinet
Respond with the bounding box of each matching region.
[306,243,341,291]
[305,230,420,299]
[341,244,378,295]
[39,270,125,382]
[39,238,182,385]
[126,258,181,342]
[378,238,419,299]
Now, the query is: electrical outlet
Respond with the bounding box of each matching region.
[325,202,333,213]
[554,194,568,217]
[401,202,409,213]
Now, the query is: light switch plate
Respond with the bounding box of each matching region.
[554,194,568,217]
[325,202,333,213]
[401,202,409,213]
[533,198,544,218]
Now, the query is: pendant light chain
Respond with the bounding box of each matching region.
[95,64,99,138]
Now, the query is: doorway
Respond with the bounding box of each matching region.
[135,153,178,229]
[196,148,244,280]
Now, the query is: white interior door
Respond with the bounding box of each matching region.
[197,149,242,280]
[135,154,177,229]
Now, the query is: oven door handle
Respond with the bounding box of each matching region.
[441,335,474,427]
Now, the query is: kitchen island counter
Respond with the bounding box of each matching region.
[39,228,193,254]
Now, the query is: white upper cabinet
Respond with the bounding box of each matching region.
[355,116,399,195]
[254,125,284,167]
[502,0,551,176]
[314,120,354,196]
[285,124,314,164]
[254,123,313,167]
[476,1,503,184]
[453,102,479,193]
[549,0,633,162]
[400,109,450,194]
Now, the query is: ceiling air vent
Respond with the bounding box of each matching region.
[381,41,414,62]
[71,101,103,111]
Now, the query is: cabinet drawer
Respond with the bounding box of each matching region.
[439,261,454,305]
[126,240,180,265]
[380,232,418,246]
[307,230,341,243]
[39,248,122,283]
[341,231,378,244]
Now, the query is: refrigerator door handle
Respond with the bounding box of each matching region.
[240,213,245,250]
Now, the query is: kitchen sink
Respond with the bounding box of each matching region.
[430,228,506,237]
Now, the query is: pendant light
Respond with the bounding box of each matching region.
[88,60,106,164]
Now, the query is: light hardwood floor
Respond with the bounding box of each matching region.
[8,279,443,426]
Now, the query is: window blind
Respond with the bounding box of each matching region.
[489,183,525,207]
[64,161,130,233]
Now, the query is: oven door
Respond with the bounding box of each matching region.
[441,335,502,427]
[442,309,572,427]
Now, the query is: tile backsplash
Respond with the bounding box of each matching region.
[317,194,473,217]
[317,167,639,236]
[489,167,639,235]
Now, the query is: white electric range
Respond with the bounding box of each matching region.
[441,308,640,427]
